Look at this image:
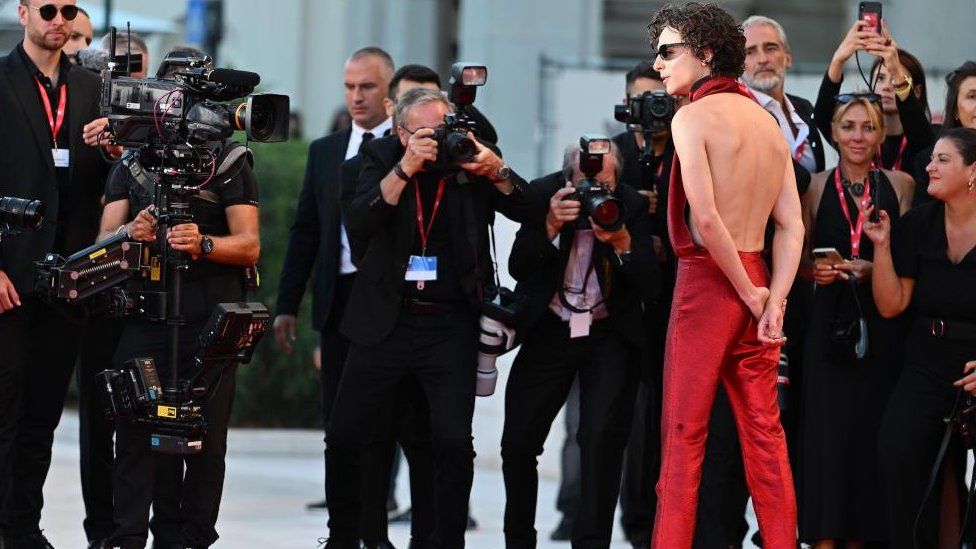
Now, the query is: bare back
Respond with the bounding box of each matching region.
[676,93,792,251]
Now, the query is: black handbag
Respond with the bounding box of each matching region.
[827,275,870,361]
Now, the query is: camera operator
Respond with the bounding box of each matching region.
[92,49,260,549]
[0,1,111,547]
[501,138,657,548]
[323,87,536,549]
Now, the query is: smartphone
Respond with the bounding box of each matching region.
[859,2,883,34]
[868,169,881,223]
[813,247,846,266]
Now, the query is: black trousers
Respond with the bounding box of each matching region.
[107,320,237,548]
[0,296,84,536]
[77,314,125,542]
[555,377,581,526]
[327,308,477,549]
[502,312,639,549]
[618,380,658,547]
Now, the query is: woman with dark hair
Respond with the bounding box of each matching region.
[912,61,976,204]
[866,127,976,548]
[815,20,935,183]
[797,96,913,548]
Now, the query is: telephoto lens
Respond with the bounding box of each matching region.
[0,196,44,231]
[476,315,515,396]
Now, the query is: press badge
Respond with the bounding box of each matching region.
[405,255,438,281]
[52,148,69,168]
[569,311,592,338]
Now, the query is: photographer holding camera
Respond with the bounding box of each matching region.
[93,47,261,549]
[0,1,111,547]
[501,136,658,549]
[323,86,535,549]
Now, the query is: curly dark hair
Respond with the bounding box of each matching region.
[647,3,746,79]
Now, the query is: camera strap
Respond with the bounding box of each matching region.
[833,167,871,259]
[413,178,446,256]
[123,153,158,205]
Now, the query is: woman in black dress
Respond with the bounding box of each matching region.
[798,96,914,548]
[869,127,976,548]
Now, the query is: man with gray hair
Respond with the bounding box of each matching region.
[741,15,824,174]
[501,137,658,548]
[324,86,536,549]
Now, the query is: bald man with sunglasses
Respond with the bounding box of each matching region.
[0,1,110,547]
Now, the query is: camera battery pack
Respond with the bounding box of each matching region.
[151,434,203,455]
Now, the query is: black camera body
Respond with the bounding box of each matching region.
[0,196,44,235]
[570,135,625,232]
[426,112,479,171]
[614,90,676,134]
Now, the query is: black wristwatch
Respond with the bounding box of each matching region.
[200,235,214,256]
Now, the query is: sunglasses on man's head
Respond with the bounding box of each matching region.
[655,42,688,62]
[29,4,79,22]
[835,93,882,105]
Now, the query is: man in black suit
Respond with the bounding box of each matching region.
[273,47,398,547]
[501,139,658,549]
[324,87,535,549]
[0,1,109,547]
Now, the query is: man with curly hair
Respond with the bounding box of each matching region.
[647,3,803,547]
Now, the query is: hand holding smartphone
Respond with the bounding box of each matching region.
[859,2,883,34]
[813,247,847,267]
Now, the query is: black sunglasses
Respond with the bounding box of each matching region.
[30,4,79,22]
[655,42,688,61]
[835,93,882,105]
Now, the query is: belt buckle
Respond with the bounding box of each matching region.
[931,319,946,338]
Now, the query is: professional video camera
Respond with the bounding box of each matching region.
[570,134,625,232]
[424,63,488,171]
[0,196,44,238]
[97,302,270,454]
[614,90,676,135]
[70,47,143,75]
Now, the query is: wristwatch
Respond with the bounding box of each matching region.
[493,164,512,182]
[200,235,214,256]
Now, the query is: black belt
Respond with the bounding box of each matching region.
[401,298,465,315]
[916,317,976,341]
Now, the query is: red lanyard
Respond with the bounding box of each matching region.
[792,141,807,163]
[34,76,66,147]
[413,178,446,256]
[886,136,908,171]
[833,168,871,259]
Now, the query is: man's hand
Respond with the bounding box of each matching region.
[83,117,111,147]
[167,223,203,260]
[127,205,157,243]
[757,295,788,346]
[458,132,512,193]
[638,189,659,215]
[0,270,21,313]
[400,127,438,177]
[742,285,771,321]
[954,360,976,396]
[591,222,632,255]
[273,314,297,355]
[546,184,580,239]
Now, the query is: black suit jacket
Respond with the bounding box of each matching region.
[508,172,660,348]
[339,137,538,346]
[787,93,825,173]
[0,44,108,293]
[275,128,351,331]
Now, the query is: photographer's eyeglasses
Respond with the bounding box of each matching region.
[655,42,688,62]
[28,3,79,22]
[835,93,882,105]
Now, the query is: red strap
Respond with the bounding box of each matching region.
[792,141,806,163]
[33,77,66,148]
[833,168,871,259]
[413,178,447,255]
[887,136,908,171]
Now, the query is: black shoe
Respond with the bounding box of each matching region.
[306,498,328,511]
[17,532,55,549]
[317,539,359,549]
[362,540,397,549]
[386,495,399,513]
[466,515,478,531]
[388,508,412,524]
[550,517,573,541]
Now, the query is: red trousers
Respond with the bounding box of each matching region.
[651,250,796,548]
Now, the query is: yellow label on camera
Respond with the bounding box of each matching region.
[151,257,161,281]
[88,248,107,261]
[157,405,177,419]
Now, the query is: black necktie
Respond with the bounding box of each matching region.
[358,132,374,154]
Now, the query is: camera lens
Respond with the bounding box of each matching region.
[649,96,670,117]
[0,196,44,230]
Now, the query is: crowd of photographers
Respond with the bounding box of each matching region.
[2,1,976,548]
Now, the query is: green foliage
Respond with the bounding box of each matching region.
[230,139,323,428]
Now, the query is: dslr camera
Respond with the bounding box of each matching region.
[614,90,676,134]
[424,63,488,172]
[0,196,44,236]
[569,135,625,232]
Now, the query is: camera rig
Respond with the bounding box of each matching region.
[97,302,270,454]
[614,90,676,190]
[0,196,44,241]
[571,134,625,232]
[424,63,488,172]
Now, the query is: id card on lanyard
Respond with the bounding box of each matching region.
[405,177,446,290]
[833,168,871,259]
[34,76,68,168]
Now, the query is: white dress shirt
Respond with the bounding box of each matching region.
[338,117,393,274]
[549,230,609,322]
[750,88,817,174]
